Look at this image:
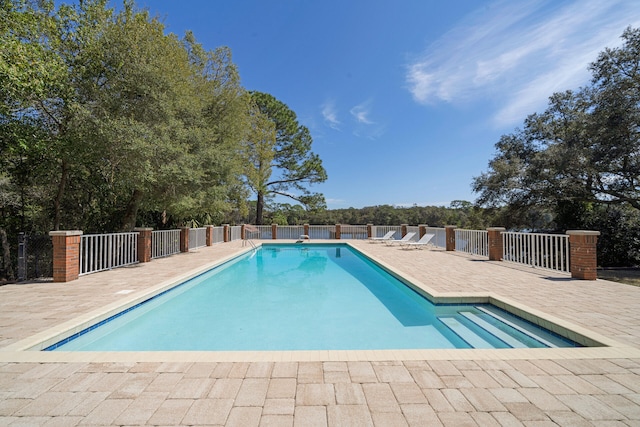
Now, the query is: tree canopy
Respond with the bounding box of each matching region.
[246,91,327,224]
[0,0,328,238]
[473,27,640,266]
[474,27,640,214]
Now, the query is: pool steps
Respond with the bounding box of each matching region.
[438,306,561,349]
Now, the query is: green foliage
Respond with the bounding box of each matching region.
[246,91,327,224]
[474,27,640,265]
[1,0,253,237]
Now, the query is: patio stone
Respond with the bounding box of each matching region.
[1,240,640,425]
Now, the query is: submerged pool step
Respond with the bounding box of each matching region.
[459,312,528,348]
[438,317,494,349]
[475,306,559,348]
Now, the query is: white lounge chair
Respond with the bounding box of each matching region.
[385,232,417,246]
[404,233,435,249]
[369,230,396,243]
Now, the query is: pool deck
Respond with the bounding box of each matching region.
[1,240,640,425]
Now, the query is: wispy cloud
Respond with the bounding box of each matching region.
[321,100,340,130]
[406,0,640,127]
[350,100,374,124]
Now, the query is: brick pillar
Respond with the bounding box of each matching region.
[419,224,428,238]
[271,224,277,240]
[487,227,505,261]
[241,224,247,240]
[304,224,310,236]
[445,226,456,251]
[223,224,230,242]
[180,227,190,252]
[205,225,214,246]
[134,228,152,263]
[367,224,373,239]
[401,224,408,237]
[335,224,341,239]
[567,230,600,280]
[49,230,82,282]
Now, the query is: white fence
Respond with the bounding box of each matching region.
[80,232,138,275]
[424,227,446,248]
[502,232,570,272]
[75,225,575,277]
[455,229,489,257]
[152,229,180,259]
[189,227,207,250]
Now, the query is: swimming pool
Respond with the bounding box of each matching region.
[47,243,579,351]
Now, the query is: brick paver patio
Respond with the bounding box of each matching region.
[1,240,640,425]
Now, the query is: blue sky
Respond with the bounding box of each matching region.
[135,0,640,209]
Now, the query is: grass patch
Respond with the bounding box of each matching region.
[598,268,640,287]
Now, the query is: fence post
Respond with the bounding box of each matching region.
[487,227,505,261]
[49,230,83,282]
[445,226,456,251]
[567,230,600,280]
[180,227,190,252]
[335,224,341,239]
[206,225,214,246]
[271,224,277,240]
[17,232,26,281]
[134,228,152,263]
[367,224,373,239]
[401,224,408,237]
[304,224,310,237]
[419,224,428,238]
[223,224,230,242]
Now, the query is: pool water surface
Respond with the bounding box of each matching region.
[48,244,578,351]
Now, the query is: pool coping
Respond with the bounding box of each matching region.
[2,241,639,363]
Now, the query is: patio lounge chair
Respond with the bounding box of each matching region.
[369,230,396,243]
[385,232,417,246]
[403,233,435,249]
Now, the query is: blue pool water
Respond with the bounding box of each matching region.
[49,244,578,351]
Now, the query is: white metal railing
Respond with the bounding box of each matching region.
[424,227,446,248]
[152,229,180,259]
[80,232,138,275]
[230,226,242,241]
[211,226,225,244]
[189,227,207,249]
[340,225,368,239]
[371,225,402,240]
[455,229,488,257]
[276,226,305,239]
[502,232,570,272]
[252,225,273,239]
[308,225,335,239]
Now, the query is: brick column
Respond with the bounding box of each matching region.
[180,227,190,252]
[304,224,310,237]
[445,226,456,251]
[567,230,600,280]
[335,224,341,239]
[241,224,247,240]
[367,224,373,239]
[223,224,230,242]
[487,227,505,261]
[401,224,408,237]
[49,230,82,282]
[205,225,214,246]
[134,228,152,263]
[419,224,428,238]
[271,224,277,240]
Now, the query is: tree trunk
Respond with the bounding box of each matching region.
[256,191,264,225]
[53,160,69,231]
[121,189,144,231]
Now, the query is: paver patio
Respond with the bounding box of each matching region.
[1,240,640,425]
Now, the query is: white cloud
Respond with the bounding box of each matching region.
[350,100,374,124]
[406,0,640,127]
[321,100,340,130]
